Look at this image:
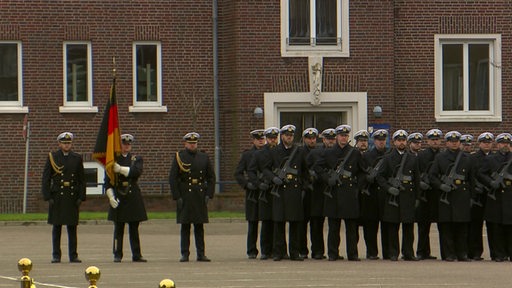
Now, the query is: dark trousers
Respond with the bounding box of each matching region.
[438,222,469,260]
[260,220,274,257]
[310,216,325,257]
[52,225,78,260]
[387,222,414,259]
[113,221,142,260]
[298,219,309,256]
[489,222,512,260]
[247,220,259,256]
[380,221,390,259]
[180,223,206,257]
[416,221,432,258]
[273,221,299,258]
[486,221,496,260]
[362,219,379,258]
[468,219,484,259]
[327,218,359,259]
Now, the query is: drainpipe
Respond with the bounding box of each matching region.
[213,0,220,194]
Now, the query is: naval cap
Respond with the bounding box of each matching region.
[250,129,265,139]
[121,134,134,143]
[426,129,443,139]
[444,131,461,141]
[57,132,74,143]
[321,128,336,139]
[280,124,296,134]
[460,134,473,145]
[183,132,200,143]
[264,127,280,138]
[496,133,512,143]
[372,129,388,140]
[354,130,369,141]
[392,130,408,140]
[407,132,423,143]
[335,124,351,135]
[477,132,494,142]
[302,128,318,138]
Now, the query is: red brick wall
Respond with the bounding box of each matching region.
[0,1,214,212]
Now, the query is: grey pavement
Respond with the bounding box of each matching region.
[0,219,510,288]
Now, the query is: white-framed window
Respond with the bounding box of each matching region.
[130,42,167,112]
[0,41,28,113]
[84,161,104,195]
[281,0,349,57]
[434,34,501,122]
[60,42,97,113]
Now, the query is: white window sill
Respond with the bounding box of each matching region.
[129,105,168,113]
[0,106,29,113]
[435,115,502,122]
[59,106,99,113]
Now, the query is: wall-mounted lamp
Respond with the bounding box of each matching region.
[373,105,382,118]
[253,107,263,119]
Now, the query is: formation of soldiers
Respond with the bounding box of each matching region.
[235,125,512,262]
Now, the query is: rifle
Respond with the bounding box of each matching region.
[387,152,409,207]
[471,180,487,207]
[418,161,434,202]
[270,145,299,198]
[439,151,465,205]
[488,156,512,200]
[247,188,258,203]
[323,147,355,198]
[257,171,269,203]
[361,156,384,196]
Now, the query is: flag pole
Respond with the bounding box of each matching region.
[22,114,30,214]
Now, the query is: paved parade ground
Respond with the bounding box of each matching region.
[0,219,510,288]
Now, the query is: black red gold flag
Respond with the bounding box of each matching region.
[92,79,121,186]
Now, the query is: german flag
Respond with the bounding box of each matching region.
[92,78,121,186]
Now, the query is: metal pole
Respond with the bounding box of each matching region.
[213,0,221,194]
[23,121,30,214]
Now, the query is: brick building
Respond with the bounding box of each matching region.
[0,0,510,213]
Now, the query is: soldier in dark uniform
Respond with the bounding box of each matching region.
[429,131,473,262]
[104,134,148,263]
[408,133,423,155]
[415,128,442,260]
[320,124,366,261]
[469,132,494,261]
[460,134,474,154]
[169,132,215,262]
[361,129,389,260]
[248,127,280,260]
[298,127,318,259]
[262,124,306,261]
[478,133,512,262]
[42,132,85,263]
[376,130,421,261]
[307,128,337,260]
[234,129,266,259]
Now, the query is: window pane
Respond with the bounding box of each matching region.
[84,167,99,188]
[0,44,18,101]
[442,44,463,111]
[316,0,337,45]
[66,44,88,102]
[136,45,158,102]
[289,0,310,45]
[469,44,489,111]
[280,111,344,143]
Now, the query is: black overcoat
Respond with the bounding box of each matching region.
[104,153,148,223]
[429,149,474,223]
[360,147,388,221]
[376,149,420,223]
[320,144,365,219]
[169,149,215,224]
[415,148,440,222]
[234,146,259,221]
[478,152,512,224]
[42,150,86,225]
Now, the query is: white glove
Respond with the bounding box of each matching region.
[106,188,119,208]
[113,163,121,173]
[119,166,130,177]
